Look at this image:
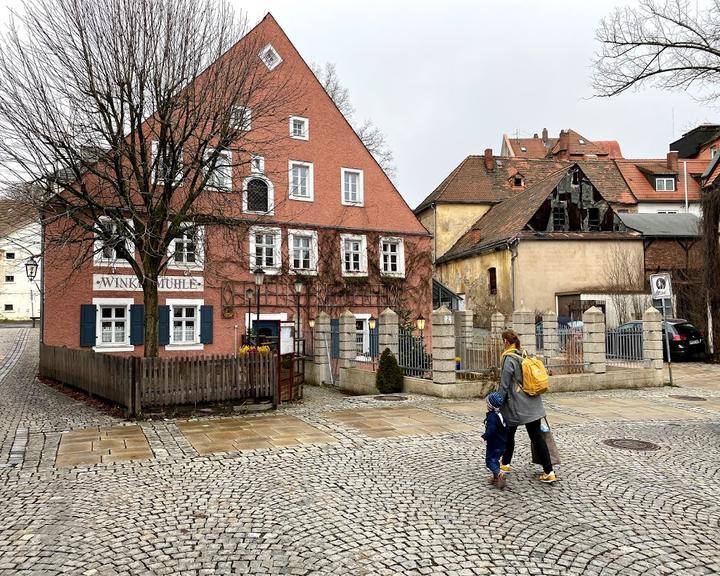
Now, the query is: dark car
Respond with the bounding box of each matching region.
[611,319,706,362]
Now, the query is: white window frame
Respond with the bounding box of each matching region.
[340,233,368,277]
[249,226,282,275]
[92,297,134,353]
[93,217,134,268]
[232,106,252,132]
[354,313,371,360]
[655,177,676,192]
[205,148,232,190]
[151,140,181,185]
[251,155,265,174]
[379,236,405,278]
[259,44,282,71]
[289,116,309,140]
[288,160,314,202]
[341,168,364,206]
[288,229,318,275]
[242,176,275,215]
[167,224,204,271]
[166,298,204,351]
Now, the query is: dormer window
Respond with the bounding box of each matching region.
[520,146,527,152]
[655,177,676,192]
[259,44,282,71]
[513,175,524,187]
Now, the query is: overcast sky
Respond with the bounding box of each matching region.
[0,0,714,208]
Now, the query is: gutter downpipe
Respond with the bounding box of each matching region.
[432,202,437,264]
[508,237,519,310]
[683,161,688,213]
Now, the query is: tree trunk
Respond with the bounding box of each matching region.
[702,187,720,361]
[143,277,159,358]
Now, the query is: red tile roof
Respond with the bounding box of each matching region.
[615,159,704,203]
[505,130,623,160]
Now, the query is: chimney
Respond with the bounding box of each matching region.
[484,148,494,171]
[542,128,548,143]
[533,133,539,139]
[667,151,678,171]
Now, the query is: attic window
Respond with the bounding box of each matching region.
[513,176,524,187]
[655,177,675,192]
[520,146,527,152]
[259,44,282,71]
[588,208,601,231]
[572,171,580,185]
[578,139,585,145]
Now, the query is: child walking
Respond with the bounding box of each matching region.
[482,392,508,489]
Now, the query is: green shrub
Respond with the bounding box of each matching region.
[376,348,403,394]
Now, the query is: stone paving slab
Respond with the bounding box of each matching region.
[177,415,338,455]
[55,425,152,468]
[325,406,473,438]
[550,396,708,421]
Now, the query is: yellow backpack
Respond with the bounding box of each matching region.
[501,349,549,396]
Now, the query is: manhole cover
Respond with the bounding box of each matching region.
[668,395,707,402]
[603,439,660,451]
[373,395,408,402]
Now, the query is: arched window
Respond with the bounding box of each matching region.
[243,177,274,214]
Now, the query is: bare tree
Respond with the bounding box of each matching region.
[593,0,720,356]
[603,244,645,326]
[312,62,397,180]
[0,0,301,356]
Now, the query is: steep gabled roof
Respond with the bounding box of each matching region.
[415,156,637,213]
[670,124,720,158]
[437,168,569,263]
[0,200,38,239]
[550,129,610,159]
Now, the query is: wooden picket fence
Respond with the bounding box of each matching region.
[39,345,279,415]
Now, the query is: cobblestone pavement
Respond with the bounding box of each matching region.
[0,328,719,575]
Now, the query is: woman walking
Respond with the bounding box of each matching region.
[496,329,557,483]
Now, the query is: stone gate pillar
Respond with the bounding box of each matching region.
[643,307,664,371]
[378,308,399,358]
[432,306,455,385]
[582,306,606,374]
[512,308,536,355]
[312,312,331,385]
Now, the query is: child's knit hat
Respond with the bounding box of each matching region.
[486,392,503,409]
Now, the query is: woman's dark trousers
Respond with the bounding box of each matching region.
[501,419,553,474]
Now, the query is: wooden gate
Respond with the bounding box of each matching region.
[278,353,303,402]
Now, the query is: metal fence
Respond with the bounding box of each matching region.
[398,329,432,379]
[455,334,504,375]
[605,325,645,366]
[547,326,585,375]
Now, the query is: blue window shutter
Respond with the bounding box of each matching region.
[330,319,339,359]
[79,304,96,347]
[130,304,144,345]
[158,305,170,346]
[370,320,379,357]
[200,305,213,344]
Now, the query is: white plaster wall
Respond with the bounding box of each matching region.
[0,223,41,320]
[636,202,701,216]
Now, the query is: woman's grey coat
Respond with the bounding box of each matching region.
[496,351,546,427]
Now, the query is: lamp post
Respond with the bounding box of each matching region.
[25,257,39,328]
[293,279,303,356]
[253,268,265,345]
[245,287,254,339]
[368,315,377,369]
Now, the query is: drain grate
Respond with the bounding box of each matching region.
[603,438,660,451]
[374,395,408,402]
[668,395,707,402]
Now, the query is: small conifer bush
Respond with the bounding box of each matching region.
[376,348,403,394]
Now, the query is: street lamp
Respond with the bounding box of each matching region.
[308,318,316,329]
[245,287,254,338]
[416,314,426,342]
[25,257,39,327]
[368,315,377,368]
[294,279,303,355]
[25,257,38,281]
[253,268,265,345]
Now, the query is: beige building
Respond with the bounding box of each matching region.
[420,162,644,326]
